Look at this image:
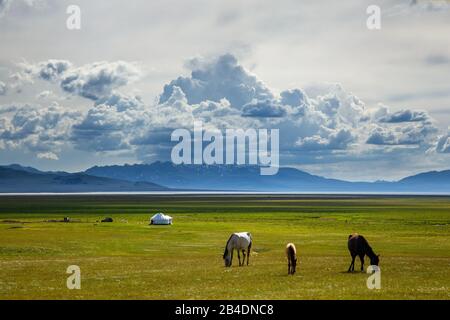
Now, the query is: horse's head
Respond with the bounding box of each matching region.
[370,254,380,266]
[224,255,231,267]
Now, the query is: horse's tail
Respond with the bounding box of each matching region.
[286,243,296,258]
[223,234,234,259]
[247,232,253,249]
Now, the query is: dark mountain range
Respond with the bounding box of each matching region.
[85,161,450,193]
[0,166,167,193]
[1,162,450,193]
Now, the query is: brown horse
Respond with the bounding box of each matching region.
[286,243,297,275]
[347,233,379,272]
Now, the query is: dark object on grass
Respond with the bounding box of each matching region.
[347,233,379,272]
[63,217,71,222]
[101,217,113,223]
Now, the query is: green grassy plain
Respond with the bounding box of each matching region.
[0,195,449,299]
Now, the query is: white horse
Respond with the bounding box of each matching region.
[223,232,252,267]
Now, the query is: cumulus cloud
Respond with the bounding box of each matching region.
[60,61,140,100]
[154,55,378,156]
[8,69,34,93]
[296,128,355,151]
[366,127,397,145]
[36,60,72,81]
[0,103,82,156]
[68,81,255,160]
[377,108,430,123]
[0,54,447,167]
[366,122,437,146]
[242,99,288,117]
[131,86,251,150]
[364,104,437,148]
[70,92,146,152]
[159,54,273,108]
[15,60,141,100]
[94,92,145,112]
[280,89,309,108]
[316,95,341,117]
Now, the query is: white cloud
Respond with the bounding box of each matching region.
[159,54,273,109]
[377,108,430,123]
[0,54,448,179]
[0,103,81,156]
[35,60,72,81]
[242,99,288,117]
[366,122,437,146]
[70,92,146,152]
[16,60,141,101]
[280,89,309,108]
[60,61,141,100]
[296,128,355,151]
[37,151,58,160]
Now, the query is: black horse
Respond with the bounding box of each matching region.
[347,234,379,272]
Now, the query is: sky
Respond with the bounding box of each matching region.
[0,0,449,181]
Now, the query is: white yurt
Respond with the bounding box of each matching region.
[150,212,173,225]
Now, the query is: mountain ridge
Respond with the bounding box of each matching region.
[1,162,450,193]
[0,166,168,193]
[85,161,450,193]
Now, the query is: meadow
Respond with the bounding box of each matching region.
[0,194,449,300]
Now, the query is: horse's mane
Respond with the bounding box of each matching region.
[359,235,377,257]
[364,239,376,257]
[358,235,369,246]
[223,234,234,259]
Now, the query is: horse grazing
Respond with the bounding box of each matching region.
[286,243,297,275]
[223,232,252,267]
[347,233,379,272]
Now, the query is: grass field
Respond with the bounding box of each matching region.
[0,194,449,300]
